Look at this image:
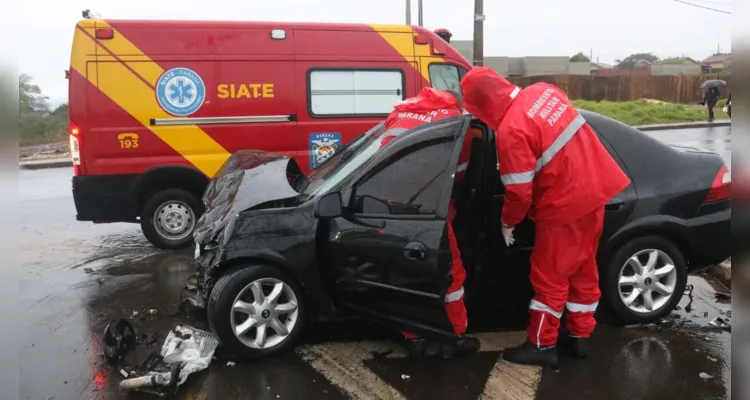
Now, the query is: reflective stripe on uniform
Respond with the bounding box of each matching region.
[499,113,587,186]
[509,86,521,99]
[566,301,599,313]
[535,114,586,172]
[529,299,563,319]
[457,162,469,172]
[445,287,464,303]
[501,170,535,185]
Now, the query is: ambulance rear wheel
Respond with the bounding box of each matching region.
[141,189,204,249]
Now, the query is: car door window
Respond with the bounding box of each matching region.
[353,139,455,216]
[429,64,467,101]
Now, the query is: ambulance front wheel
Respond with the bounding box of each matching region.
[140,189,204,249]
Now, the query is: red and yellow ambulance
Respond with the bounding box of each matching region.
[68,18,472,249]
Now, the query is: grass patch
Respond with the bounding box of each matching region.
[572,99,728,126]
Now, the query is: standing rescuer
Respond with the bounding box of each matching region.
[381,87,481,359]
[460,68,631,367]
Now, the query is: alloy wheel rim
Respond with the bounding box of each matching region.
[229,277,300,350]
[153,201,195,241]
[618,249,678,314]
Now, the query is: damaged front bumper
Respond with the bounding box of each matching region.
[183,241,224,309]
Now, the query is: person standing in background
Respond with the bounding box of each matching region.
[701,86,721,122]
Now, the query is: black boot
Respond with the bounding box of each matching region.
[560,335,589,359]
[402,338,426,358]
[440,335,480,359]
[503,340,558,367]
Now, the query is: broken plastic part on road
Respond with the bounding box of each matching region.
[119,324,219,395]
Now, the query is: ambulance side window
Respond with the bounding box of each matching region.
[307,69,406,117]
[429,64,466,101]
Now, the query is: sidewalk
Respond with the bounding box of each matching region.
[19,157,72,170]
[636,119,731,131]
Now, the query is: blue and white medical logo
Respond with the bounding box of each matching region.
[309,132,342,169]
[156,67,206,116]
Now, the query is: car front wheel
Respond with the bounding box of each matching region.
[603,236,687,324]
[207,265,307,359]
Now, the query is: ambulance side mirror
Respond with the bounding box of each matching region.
[314,192,343,219]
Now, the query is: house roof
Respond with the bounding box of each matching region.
[591,62,613,69]
[702,53,731,63]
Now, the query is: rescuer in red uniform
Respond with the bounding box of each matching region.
[381,87,481,359]
[460,68,631,367]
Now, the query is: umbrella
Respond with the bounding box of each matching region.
[700,79,727,89]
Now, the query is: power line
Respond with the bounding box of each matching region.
[672,0,731,14]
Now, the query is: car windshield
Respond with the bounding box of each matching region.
[301,123,388,199]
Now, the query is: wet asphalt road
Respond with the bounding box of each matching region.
[19,126,731,400]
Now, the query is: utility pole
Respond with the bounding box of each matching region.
[473,0,484,66]
[406,0,411,25]
[418,0,424,26]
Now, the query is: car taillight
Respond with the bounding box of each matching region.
[70,120,83,175]
[704,165,731,203]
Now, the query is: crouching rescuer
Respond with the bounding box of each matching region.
[460,68,631,367]
[381,87,481,358]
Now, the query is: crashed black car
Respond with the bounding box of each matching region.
[187,113,730,358]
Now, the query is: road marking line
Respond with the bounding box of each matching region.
[297,332,541,400]
[297,340,406,400]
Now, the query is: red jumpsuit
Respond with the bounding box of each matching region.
[380,87,473,338]
[460,68,631,347]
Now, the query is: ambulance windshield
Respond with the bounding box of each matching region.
[302,123,388,198]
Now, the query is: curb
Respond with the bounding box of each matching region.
[19,159,72,170]
[636,120,731,131]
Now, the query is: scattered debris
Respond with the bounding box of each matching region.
[707,356,718,362]
[83,268,94,274]
[226,361,236,367]
[401,374,411,381]
[145,308,159,316]
[684,284,695,313]
[102,319,137,366]
[699,372,714,380]
[118,324,219,396]
[131,311,139,319]
[694,314,702,318]
[708,317,731,331]
[120,369,130,378]
[715,291,731,300]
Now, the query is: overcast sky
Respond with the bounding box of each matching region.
[9,0,732,107]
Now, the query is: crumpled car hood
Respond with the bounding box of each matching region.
[194,150,302,244]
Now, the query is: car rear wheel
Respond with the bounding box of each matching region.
[208,264,307,359]
[140,189,203,249]
[603,236,687,324]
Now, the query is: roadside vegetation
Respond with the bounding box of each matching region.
[20,74,68,146]
[572,99,729,126]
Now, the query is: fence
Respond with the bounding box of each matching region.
[506,74,731,103]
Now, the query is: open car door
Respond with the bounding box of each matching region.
[319,116,472,341]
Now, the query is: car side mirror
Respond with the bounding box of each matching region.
[314,192,343,219]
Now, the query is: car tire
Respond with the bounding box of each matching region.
[207,264,308,359]
[603,236,687,324]
[140,189,204,249]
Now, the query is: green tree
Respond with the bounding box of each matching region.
[615,53,661,69]
[570,52,591,62]
[19,73,48,115]
[19,74,68,145]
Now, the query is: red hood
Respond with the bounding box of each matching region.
[460,67,520,129]
[392,87,461,114]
